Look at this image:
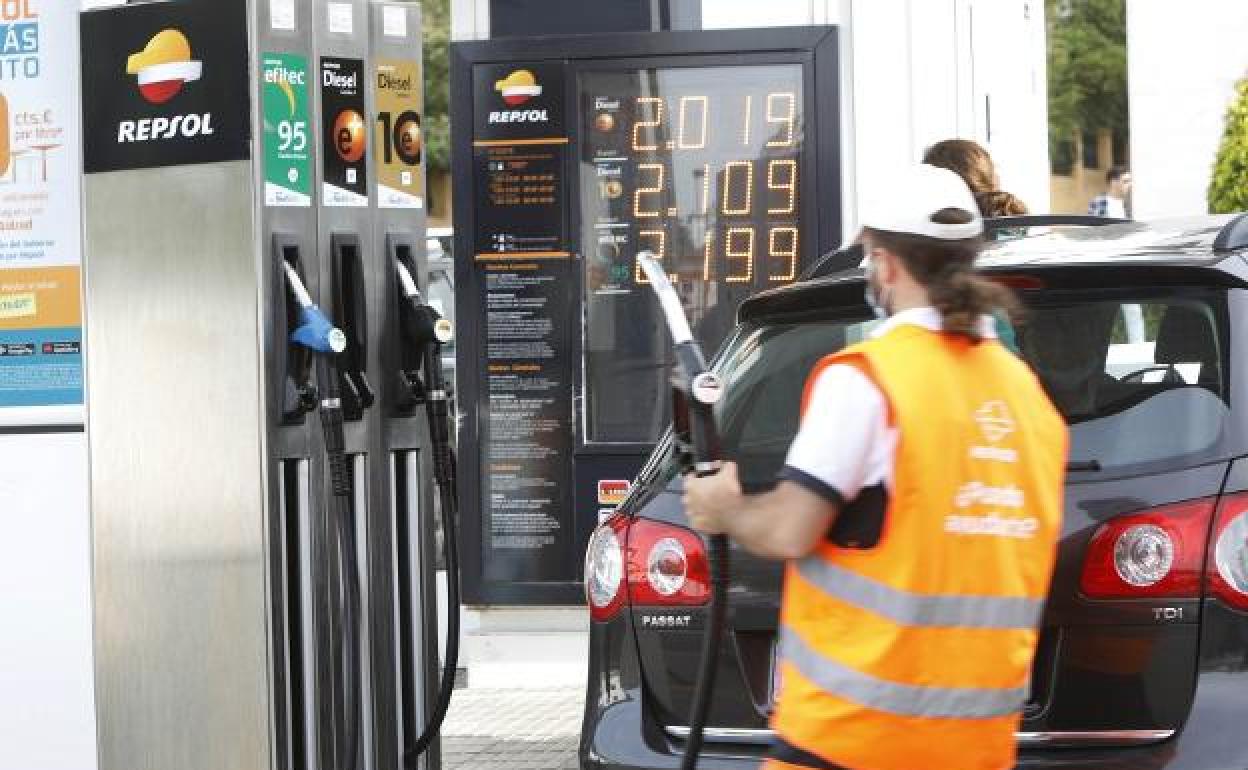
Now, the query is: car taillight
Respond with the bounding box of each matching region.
[1080,497,1214,599]
[584,516,709,622]
[1211,492,1248,610]
[628,519,709,607]
[585,514,628,622]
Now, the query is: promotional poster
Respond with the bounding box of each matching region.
[0,0,83,419]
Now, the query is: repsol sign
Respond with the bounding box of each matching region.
[487,109,548,124]
[117,113,215,143]
[80,0,250,173]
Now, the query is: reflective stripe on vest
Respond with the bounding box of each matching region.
[795,557,1044,630]
[780,626,1028,719]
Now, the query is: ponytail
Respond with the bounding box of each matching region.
[926,263,1018,342]
[863,209,1019,343]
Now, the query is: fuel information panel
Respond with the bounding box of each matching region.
[578,64,806,444]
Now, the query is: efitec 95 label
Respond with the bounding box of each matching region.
[262,52,311,207]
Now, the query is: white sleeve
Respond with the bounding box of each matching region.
[781,363,892,504]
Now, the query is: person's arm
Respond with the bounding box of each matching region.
[684,463,838,560]
[683,361,887,561]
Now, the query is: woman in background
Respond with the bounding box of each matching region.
[923,138,1029,219]
[922,139,1025,352]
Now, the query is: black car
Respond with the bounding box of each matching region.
[581,215,1248,770]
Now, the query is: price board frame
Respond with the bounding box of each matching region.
[451,26,840,605]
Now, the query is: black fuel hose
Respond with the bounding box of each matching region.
[682,532,729,770]
[319,359,361,770]
[400,296,461,765]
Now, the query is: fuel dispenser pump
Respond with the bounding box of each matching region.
[638,253,729,770]
[392,254,462,762]
[281,262,366,770]
[79,2,445,769]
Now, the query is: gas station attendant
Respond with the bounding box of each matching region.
[682,164,1069,770]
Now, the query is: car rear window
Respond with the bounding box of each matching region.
[646,290,1229,489]
[1019,293,1228,470]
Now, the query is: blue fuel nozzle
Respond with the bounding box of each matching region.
[293,304,347,355]
[282,261,347,355]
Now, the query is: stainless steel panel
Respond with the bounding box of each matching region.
[84,161,271,770]
[354,453,377,770]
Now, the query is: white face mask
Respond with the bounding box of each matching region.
[864,252,892,320]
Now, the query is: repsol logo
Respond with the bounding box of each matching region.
[324,70,357,89]
[117,114,215,143]
[487,109,548,124]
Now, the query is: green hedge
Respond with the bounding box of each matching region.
[1210,77,1248,214]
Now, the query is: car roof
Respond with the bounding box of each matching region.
[977,215,1242,267]
[740,215,1248,323]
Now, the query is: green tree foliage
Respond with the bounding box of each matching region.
[1209,77,1248,214]
[421,0,451,175]
[1046,0,1127,164]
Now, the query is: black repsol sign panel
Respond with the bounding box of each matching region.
[81,0,250,173]
[471,61,565,141]
[469,60,575,588]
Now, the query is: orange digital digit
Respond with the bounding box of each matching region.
[767,159,798,215]
[632,97,663,152]
[725,227,755,283]
[676,96,709,150]
[768,226,799,282]
[720,160,754,216]
[636,229,668,284]
[702,230,715,281]
[633,163,665,218]
[699,163,711,215]
[765,92,797,148]
[741,94,752,146]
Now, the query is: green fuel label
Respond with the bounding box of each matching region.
[262,53,312,207]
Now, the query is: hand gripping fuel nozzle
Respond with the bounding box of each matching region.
[392,255,461,765]
[281,262,363,770]
[636,252,728,770]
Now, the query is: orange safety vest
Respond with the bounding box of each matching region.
[768,323,1067,770]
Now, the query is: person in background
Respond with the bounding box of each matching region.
[1088,165,1132,219]
[922,139,1024,351]
[922,138,1030,218]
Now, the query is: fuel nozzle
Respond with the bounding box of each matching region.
[395,257,453,350]
[394,256,453,411]
[283,261,348,357]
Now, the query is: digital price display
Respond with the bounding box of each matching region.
[579,65,805,443]
[452,28,839,604]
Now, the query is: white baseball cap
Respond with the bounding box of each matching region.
[858,164,984,240]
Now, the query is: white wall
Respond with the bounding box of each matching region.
[707,0,1050,230]
[0,433,97,770]
[1128,0,1248,218]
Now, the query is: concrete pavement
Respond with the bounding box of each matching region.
[441,686,584,770]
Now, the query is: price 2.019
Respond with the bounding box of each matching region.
[630,92,798,152]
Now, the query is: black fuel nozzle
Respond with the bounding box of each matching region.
[393,256,453,407]
[394,256,456,488]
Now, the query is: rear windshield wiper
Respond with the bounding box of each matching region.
[1067,460,1102,472]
